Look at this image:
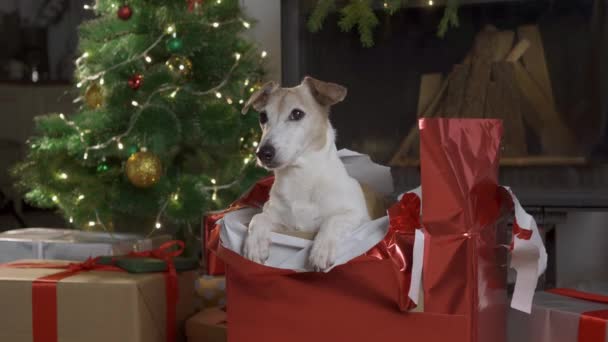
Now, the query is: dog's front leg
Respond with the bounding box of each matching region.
[243,212,275,264]
[310,213,359,271]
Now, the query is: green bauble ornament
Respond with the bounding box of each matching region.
[127,146,139,155]
[166,37,184,53]
[97,163,110,173]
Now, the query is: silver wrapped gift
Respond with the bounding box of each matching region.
[509,289,608,342]
[0,228,171,263]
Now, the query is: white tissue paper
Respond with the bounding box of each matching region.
[219,149,393,272]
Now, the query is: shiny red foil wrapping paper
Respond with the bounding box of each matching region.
[204,118,509,342]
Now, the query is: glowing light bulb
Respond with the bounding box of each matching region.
[244,79,250,86]
[100,77,105,85]
[69,217,74,223]
[428,0,434,5]
[166,25,176,34]
[76,82,83,88]
[211,178,217,185]
[111,3,117,9]
[78,195,85,201]
[117,142,124,150]
[212,22,220,28]
[82,52,90,58]
[155,222,162,229]
[242,21,250,29]
[235,52,241,61]
[52,195,58,202]
[383,2,388,8]
[83,4,91,9]
[179,64,185,70]
[131,100,139,107]
[88,221,95,226]
[59,172,68,180]
[226,98,233,104]
[170,89,178,98]
[83,152,88,160]
[243,157,250,164]
[240,137,244,142]
[217,0,222,3]
[261,51,268,58]
[172,193,179,201]
[252,141,258,147]
[249,87,255,93]
[215,92,222,98]
[239,99,244,104]
[145,56,152,63]
[212,191,218,201]
[59,113,65,119]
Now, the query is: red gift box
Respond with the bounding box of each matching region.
[205,119,520,342]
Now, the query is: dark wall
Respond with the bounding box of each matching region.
[283,0,604,163]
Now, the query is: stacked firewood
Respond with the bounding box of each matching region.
[391,25,582,167]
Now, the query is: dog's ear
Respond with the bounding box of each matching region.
[241,81,279,114]
[302,76,347,107]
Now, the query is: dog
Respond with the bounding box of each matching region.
[240,76,371,271]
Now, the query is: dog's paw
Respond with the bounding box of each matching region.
[243,229,271,265]
[309,236,337,271]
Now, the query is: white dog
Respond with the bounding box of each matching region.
[240,76,371,271]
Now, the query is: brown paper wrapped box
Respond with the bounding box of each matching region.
[0,260,197,342]
[186,307,227,342]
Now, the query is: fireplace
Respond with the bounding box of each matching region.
[282,0,608,288]
[281,0,608,209]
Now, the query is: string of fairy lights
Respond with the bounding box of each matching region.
[50,0,268,235]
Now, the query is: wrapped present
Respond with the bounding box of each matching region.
[0,241,197,342]
[0,228,171,263]
[195,276,226,307]
[205,119,547,342]
[509,287,608,342]
[186,307,227,342]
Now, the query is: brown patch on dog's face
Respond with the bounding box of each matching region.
[244,77,347,169]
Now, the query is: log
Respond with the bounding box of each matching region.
[460,29,494,117]
[517,25,555,106]
[512,61,578,155]
[492,30,515,61]
[506,39,531,63]
[444,64,469,117]
[486,62,528,156]
[417,73,443,116]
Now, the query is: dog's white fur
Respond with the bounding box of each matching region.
[241,77,370,270]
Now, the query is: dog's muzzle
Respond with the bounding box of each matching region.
[256,144,276,166]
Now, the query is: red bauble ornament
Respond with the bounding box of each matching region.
[187,0,204,11]
[128,74,143,90]
[117,5,132,20]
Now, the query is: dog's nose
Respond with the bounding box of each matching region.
[256,145,275,164]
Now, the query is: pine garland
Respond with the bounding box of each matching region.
[308,0,461,46]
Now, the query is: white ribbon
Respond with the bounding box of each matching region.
[404,186,547,313]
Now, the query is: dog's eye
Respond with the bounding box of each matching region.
[259,111,268,125]
[289,109,305,121]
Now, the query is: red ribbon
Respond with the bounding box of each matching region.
[204,177,274,275]
[3,241,185,342]
[128,240,185,342]
[579,310,608,342]
[548,288,608,342]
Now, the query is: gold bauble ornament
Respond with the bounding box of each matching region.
[165,55,193,78]
[125,151,162,188]
[85,83,104,108]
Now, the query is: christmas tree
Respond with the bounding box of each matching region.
[13,0,267,240]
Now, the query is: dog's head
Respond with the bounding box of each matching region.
[242,76,347,170]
